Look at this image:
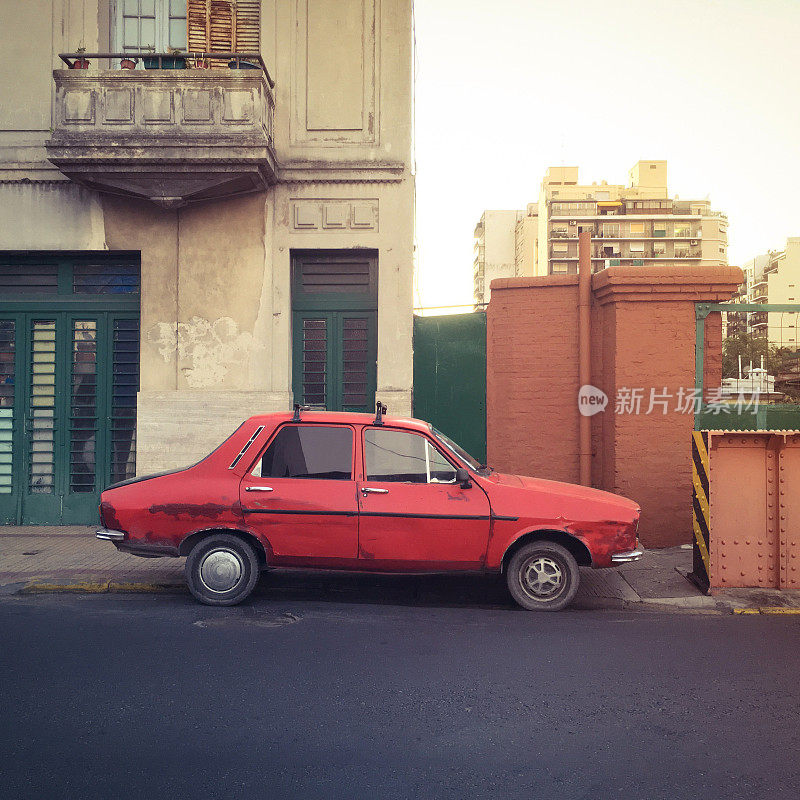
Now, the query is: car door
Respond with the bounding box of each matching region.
[239,423,359,563]
[357,427,491,569]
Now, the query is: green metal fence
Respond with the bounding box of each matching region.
[412,312,486,463]
[695,302,800,430]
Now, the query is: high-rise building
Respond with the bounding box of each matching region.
[732,240,800,348]
[473,210,524,306]
[473,160,728,305]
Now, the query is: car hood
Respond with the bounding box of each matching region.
[481,471,640,522]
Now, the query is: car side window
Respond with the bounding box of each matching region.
[364,429,457,484]
[254,425,353,480]
[428,443,458,483]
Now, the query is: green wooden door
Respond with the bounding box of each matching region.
[0,255,140,525]
[291,252,378,414]
[0,311,139,524]
[292,311,377,413]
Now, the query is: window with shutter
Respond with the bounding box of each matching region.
[187,0,261,63]
[113,0,187,53]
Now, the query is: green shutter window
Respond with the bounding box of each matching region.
[0,255,140,524]
[291,252,377,413]
[0,322,14,494]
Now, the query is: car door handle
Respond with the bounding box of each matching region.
[245,486,274,492]
[361,487,389,495]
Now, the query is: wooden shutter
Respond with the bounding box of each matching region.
[187,0,260,63]
[232,1,260,52]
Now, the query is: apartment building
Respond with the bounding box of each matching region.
[731,241,800,348]
[0,0,414,525]
[472,160,728,304]
[539,162,727,276]
[473,210,523,306]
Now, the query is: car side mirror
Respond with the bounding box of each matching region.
[455,468,472,489]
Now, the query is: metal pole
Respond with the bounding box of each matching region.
[578,228,592,486]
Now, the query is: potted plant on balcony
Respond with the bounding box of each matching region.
[143,46,186,70]
[71,47,90,69]
[162,47,187,69]
[228,55,259,69]
[142,45,158,69]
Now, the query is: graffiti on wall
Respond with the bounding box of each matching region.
[147,316,262,388]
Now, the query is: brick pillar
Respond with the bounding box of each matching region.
[589,266,742,547]
[487,266,743,549]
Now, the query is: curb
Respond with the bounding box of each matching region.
[10,581,800,615]
[21,580,186,595]
[733,607,800,615]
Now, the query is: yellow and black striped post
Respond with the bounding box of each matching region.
[690,430,711,591]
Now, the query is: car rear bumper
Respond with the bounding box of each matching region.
[611,548,643,564]
[96,528,126,541]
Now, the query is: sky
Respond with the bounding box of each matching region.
[412,0,800,310]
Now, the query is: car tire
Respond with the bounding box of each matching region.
[506,541,580,612]
[185,534,260,606]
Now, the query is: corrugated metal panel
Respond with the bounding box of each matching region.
[413,312,487,463]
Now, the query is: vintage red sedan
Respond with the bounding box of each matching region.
[96,407,641,610]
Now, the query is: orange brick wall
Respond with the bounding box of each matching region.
[600,300,697,546]
[487,266,742,548]
[487,277,580,485]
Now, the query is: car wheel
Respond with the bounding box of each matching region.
[185,534,260,606]
[506,541,580,611]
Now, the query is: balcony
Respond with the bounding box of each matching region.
[46,52,276,208]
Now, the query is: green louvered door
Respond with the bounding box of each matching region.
[0,254,140,525]
[0,312,138,525]
[291,252,378,414]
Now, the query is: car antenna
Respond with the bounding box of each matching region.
[292,403,310,422]
[373,401,387,426]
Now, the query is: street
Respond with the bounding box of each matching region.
[1,584,799,800]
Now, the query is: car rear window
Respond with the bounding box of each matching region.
[257,425,353,480]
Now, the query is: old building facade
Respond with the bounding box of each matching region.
[0,0,414,524]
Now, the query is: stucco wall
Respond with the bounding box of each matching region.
[0,183,106,250]
[0,0,414,478]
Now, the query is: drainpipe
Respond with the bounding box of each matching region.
[578,228,592,486]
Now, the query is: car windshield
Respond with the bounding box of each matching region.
[429,426,485,473]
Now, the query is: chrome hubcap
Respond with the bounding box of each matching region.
[199,548,243,593]
[521,556,564,599]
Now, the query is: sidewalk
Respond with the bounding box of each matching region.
[1,527,799,613]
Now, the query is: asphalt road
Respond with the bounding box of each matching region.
[1,583,799,800]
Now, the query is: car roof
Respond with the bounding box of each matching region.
[245,411,433,434]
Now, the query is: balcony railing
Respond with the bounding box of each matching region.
[46,51,276,208]
[58,51,274,82]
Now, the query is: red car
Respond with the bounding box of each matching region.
[96,406,641,611]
